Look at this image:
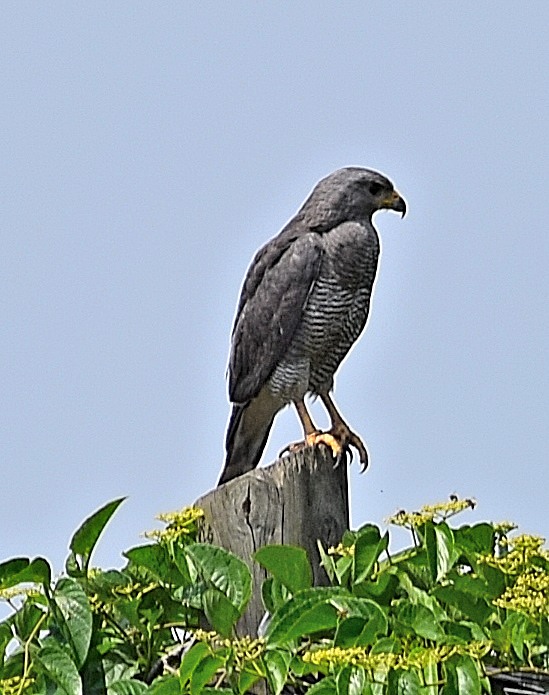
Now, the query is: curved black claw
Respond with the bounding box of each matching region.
[279,432,344,461]
[329,427,369,471]
[349,432,369,472]
[279,430,368,471]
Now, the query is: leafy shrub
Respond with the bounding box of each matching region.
[0,498,547,694]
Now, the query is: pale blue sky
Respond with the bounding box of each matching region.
[2,2,548,572]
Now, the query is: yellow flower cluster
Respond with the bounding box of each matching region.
[327,543,355,558]
[303,641,490,671]
[144,506,205,543]
[387,498,476,528]
[193,629,265,669]
[303,646,399,670]
[88,580,158,613]
[499,533,546,555]
[493,521,518,535]
[494,569,549,618]
[480,533,548,573]
[0,675,35,694]
[0,585,41,602]
[479,532,549,618]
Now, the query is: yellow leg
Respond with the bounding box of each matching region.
[280,397,363,468]
[294,399,317,437]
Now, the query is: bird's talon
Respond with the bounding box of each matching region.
[305,432,346,463]
[279,428,368,471]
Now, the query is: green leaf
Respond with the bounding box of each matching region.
[337,665,366,695]
[434,523,454,581]
[261,576,291,614]
[454,523,494,556]
[422,521,438,584]
[505,612,531,661]
[180,641,211,687]
[371,635,401,654]
[53,577,93,667]
[330,596,388,624]
[451,572,493,599]
[202,587,240,636]
[124,544,185,585]
[318,540,338,584]
[88,568,133,595]
[69,498,125,572]
[353,572,399,604]
[335,613,388,648]
[331,597,388,646]
[450,654,481,695]
[475,562,506,599]
[306,676,338,695]
[335,617,370,647]
[541,617,549,648]
[14,602,46,641]
[397,574,448,621]
[148,676,182,694]
[347,666,366,695]
[271,600,337,645]
[0,622,14,665]
[422,650,439,695]
[336,664,351,695]
[255,545,313,593]
[334,555,354,587]
[415,519,455,582]
[125,543,168,575]
[387,668,422,695]
[353,525,388,584]
[172,544,193,584]
[443,621,475,643]
[264,649,291,695]
[266,587,348,645]
[396,603,445,641]
[37,642,82,695]
[0,556,51,589]
[237,669,261,694]
[190,654,224,695]
[0,558,29,585]
[185,543,252,613]
[108,680,149,695]
[80,639,110,695]
[434,586,492,625]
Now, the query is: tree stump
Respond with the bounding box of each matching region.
[196,446,349,636]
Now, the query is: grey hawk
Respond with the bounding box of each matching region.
[218,167,406,486]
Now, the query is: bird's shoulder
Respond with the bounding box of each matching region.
[234,218,322,319]
[228,222,324,403]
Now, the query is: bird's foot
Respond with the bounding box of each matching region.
[328,423,369,471]
[279,431,334,459]
[279,428,368,471]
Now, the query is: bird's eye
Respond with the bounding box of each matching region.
[367,182,384,196]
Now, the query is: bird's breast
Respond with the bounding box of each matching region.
[323,221,380,291]
[266,223,380,400]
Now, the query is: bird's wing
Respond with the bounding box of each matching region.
[228,230,323,404]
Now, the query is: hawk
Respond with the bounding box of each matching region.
[218,167,406,486]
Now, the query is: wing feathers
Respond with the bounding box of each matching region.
[228,231,323,404]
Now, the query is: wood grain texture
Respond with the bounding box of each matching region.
[197,446,349,636]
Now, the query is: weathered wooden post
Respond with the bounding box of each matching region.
[196,446,349,636]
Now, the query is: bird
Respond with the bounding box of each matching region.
[218,167,406,486]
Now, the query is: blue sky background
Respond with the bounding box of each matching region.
[2,2,548,573]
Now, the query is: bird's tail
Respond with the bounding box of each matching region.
[218,391,280,486]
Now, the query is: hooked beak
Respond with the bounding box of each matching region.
[381,190,406,217]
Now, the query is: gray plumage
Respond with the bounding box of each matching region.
[218,167,406,486]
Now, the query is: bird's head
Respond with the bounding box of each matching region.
[303,167,406,230]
